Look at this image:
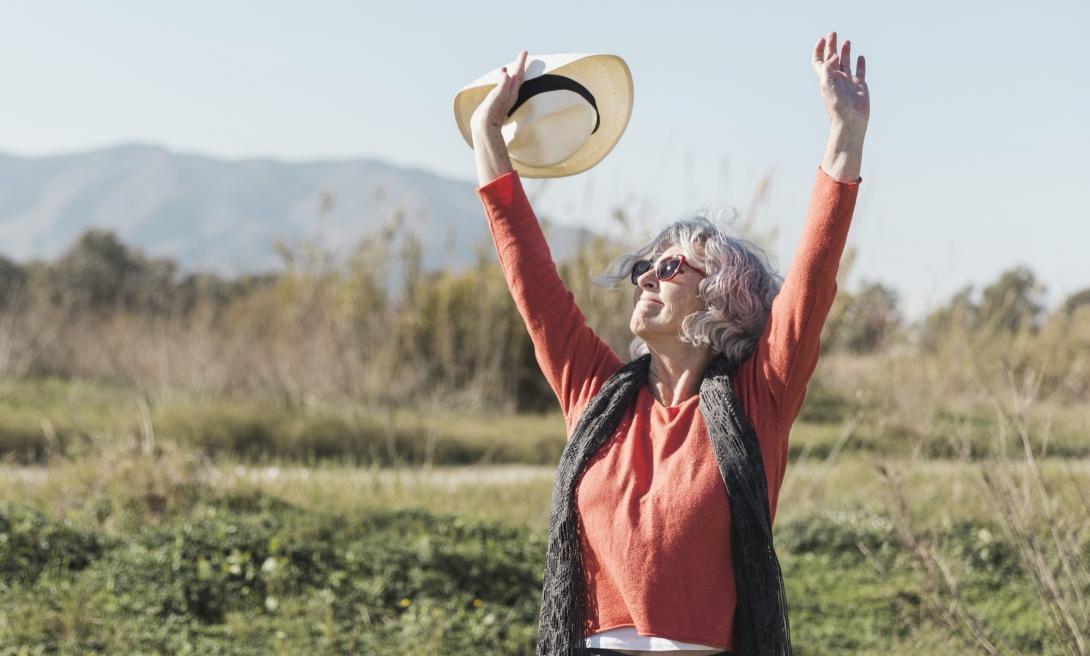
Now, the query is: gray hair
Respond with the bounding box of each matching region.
[595,210,783,362]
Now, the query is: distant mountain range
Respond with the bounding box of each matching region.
[0,144,590,274]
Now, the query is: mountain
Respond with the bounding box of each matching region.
[0,144,590,274]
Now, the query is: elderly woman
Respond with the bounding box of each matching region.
[470,32,868,656]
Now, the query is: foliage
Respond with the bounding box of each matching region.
[2,228,1086,416]
[0,255,25,308]
[0,497,1076,655]
[0,500,545,655]
[822,279,902,353]
[977,266,1047,334]
[0,379,572,465]
[922,265,1047,345]
[1060,287,1090,316]
[0,504,108,587]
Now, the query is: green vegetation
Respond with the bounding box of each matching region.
[0,500,543,655]
[4,376,1088,467]
[1,484,1082,655]
[1,229,1088,653]
[0,378,567,466]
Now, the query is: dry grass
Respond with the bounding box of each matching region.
[868,364,1090,656]
[6,446,1090,536]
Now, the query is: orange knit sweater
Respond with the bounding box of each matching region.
[476,167,861,652]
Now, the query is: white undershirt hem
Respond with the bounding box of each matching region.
[585,626,724,652]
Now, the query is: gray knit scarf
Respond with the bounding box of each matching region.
[536,353,791,656]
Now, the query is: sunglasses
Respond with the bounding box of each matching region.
[629,254,707,286]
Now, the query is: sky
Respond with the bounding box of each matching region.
[0,0,1087,319]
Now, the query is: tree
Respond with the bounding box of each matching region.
[823,280,902,353]
[920,285,976,349]
[48,229,178,313]
[920,266,1047,349]
[976,265,1045,334]
[0,255,25,307]
[50,229,140,310]
[1060,287,1090,317]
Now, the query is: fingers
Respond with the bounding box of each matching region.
[484,74,507,105]
[814,32,864,80]
[498,50,528,96]
[490,66,514,108]
[514,50,528,84]
[474,51,529,131]
[499,61,515,86]
[825,31,837,61]
[491,50,528,112]
[812,37,825,68]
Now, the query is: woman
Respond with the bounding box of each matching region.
[471,32,868,656]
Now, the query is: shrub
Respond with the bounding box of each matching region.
[0,504,108,586]
[0,500,546,654]
[776,506,897,566]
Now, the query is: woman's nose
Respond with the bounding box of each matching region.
[638,269,658,289]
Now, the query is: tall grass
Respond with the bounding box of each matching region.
[870,351,1090,655]
[2,186,1088,653]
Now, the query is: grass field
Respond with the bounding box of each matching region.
[2,377,1088,654]
[4,376,1088,467]
[3,167,1088,653]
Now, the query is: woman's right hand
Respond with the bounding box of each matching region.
[471,50,528,186]
[470,50,528,137]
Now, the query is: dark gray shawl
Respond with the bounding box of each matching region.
[535,353,791,656]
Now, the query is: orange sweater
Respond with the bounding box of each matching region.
[476,167,861,652]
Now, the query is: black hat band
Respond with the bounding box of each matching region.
[506,73,601,134]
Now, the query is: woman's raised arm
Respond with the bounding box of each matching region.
[471,52,623,427]
[755,31,869,423]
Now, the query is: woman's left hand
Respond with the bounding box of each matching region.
[812,31,869,128]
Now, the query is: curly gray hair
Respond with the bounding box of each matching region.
[595,211,783,363]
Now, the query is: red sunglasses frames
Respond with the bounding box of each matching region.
[629,254,707,286]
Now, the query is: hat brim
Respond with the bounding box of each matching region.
[453,54,633,179]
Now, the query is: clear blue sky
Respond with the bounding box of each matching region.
[1,0,1087,318]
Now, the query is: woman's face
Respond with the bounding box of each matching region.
[630,246,707,344]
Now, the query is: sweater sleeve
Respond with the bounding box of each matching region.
[476,171,623,427]
[753,166,861,425]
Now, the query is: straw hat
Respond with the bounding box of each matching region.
[453,53,633,178]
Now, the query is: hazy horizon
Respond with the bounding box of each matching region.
[1,1,1087,320]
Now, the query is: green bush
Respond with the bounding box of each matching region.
[0,504,108,586]
[0,498,546,654]
[1,496,1073,655]
[775,506,898,566]
[938,519,1023,581]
